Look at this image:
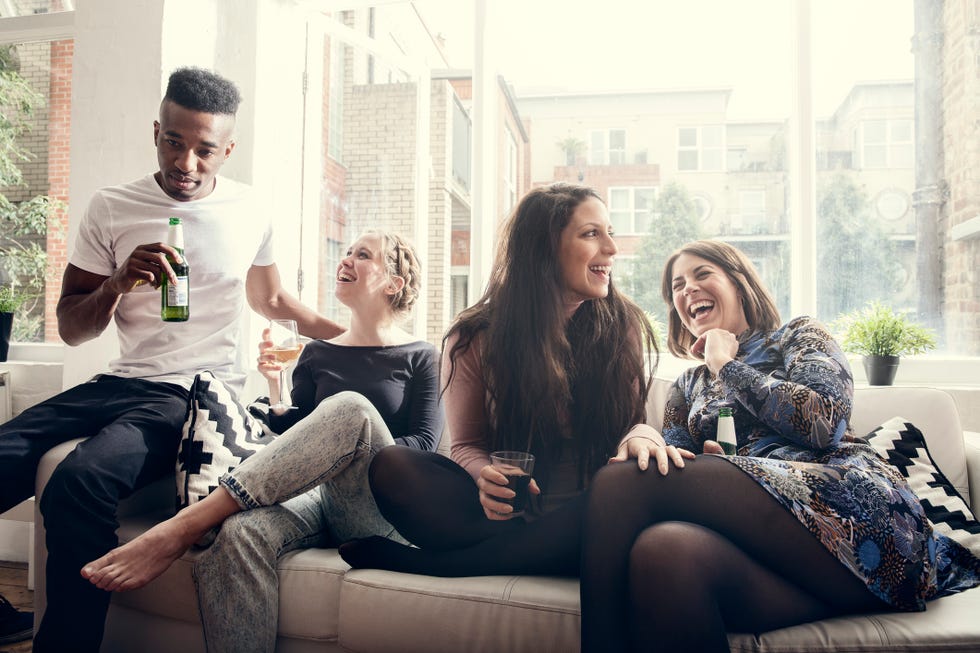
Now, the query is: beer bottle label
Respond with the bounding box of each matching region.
[167,276,189,307]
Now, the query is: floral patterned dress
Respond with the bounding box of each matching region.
[662,316,980,611]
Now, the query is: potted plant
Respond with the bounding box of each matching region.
[0,284,26,362]
[832,301,937,385]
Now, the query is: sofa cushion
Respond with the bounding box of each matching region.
[177,371,273,509]
[109,515,349,646]
[865,417,980,558]
[850,387,970,506]
[339,570,580,653]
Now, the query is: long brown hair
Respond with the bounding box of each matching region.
[660,239,780,358]
[444,183,657,482]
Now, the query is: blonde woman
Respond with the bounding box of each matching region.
[82,230,442,653]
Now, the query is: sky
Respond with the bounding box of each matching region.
[412,0,915,119]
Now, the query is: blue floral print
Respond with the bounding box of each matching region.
[662,316,980,610]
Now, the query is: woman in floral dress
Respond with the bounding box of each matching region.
[579,239,980,653]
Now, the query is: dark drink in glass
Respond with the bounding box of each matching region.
[490,450,535,516]
[502,469,532,512]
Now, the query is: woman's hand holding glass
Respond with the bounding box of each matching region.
[477,463,541,521]
[609,424,695,474]
[258,322,304,414]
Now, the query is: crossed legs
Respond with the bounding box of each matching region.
[580,456,887,653]
[82,391,396,591]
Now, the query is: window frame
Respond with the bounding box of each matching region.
[677,125,726,172]
[589,127,627,165]
[608,186,657,235]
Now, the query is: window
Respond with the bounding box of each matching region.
[859,119,913,169]
[589,128,626,165]
[14,0,979,376]
[609,187,656,234]
[327,36,345,162]
[450,271,468,319]
[0,36,73,343]
[677,125,724,171]
[504,126,518,213]
[308,9,434,338]
[735,189,767,234]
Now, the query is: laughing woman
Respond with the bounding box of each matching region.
[81,230,443,653]
[339,183,669,578]
[579,239,980,653]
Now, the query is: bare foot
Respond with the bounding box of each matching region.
[81,517,203,592]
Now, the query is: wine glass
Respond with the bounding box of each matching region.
[268,319,301,412]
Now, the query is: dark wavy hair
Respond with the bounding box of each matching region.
[444,183,658,485]
[660,239,781,358]
[164,67,241,115]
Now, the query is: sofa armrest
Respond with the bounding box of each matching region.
[965,431,980,518]
[33,438,177,624]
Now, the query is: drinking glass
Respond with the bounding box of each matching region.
[268,319,301,412]
[489,451,535,515]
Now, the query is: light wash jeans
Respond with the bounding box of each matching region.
[191,391,403,653]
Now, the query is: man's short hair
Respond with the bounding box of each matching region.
[164,67,241,115]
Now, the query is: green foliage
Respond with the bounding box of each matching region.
[0,51,43,188]
[643,311,666,351]
[624,182,702,321]
[0,284,27,313]
[832,301,937,357]
[0,46,61,341]
[816,173,903,321]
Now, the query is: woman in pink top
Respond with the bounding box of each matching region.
[340,183,684,576]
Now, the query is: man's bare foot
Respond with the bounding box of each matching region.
[80,517,202,592]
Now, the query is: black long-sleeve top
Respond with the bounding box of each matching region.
[269,339,443,451]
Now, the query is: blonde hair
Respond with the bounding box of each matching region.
[363,230,422,316]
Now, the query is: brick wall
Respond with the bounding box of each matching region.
[426,80,453,344]
[941,1,980,354]
[45,39,72,343]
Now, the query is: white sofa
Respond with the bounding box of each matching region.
[33,382,980,652]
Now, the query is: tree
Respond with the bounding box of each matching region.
[556,136,586,166]
[0,44,63,341]
[816,173,902,322]
[623,181,702,322]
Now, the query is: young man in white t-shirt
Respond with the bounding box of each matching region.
[0,67,343,653]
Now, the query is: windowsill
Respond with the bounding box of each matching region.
[2,345,977,386]
[4,342,64,364]
[654,353,980,388]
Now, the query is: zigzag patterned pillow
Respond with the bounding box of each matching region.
[865,416,980,558]
[176,371,276,509]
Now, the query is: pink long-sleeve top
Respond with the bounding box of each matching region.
[442,331,585,513]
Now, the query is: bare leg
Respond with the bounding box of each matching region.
[81,488,240,591]
[81,391,393,591]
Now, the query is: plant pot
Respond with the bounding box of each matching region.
[863,354,900,386]
[0,311,11,362]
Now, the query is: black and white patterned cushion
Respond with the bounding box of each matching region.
[176,371,275,509]
[865,416,980,557]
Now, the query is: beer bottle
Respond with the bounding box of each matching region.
[161,217,189,322]
[716,407,737,455]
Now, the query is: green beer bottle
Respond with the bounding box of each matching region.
[717,407,737,455]
[161,217,189,322]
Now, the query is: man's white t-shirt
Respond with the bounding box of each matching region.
[70,174,274,393]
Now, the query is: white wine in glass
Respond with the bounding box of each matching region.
[268,319,301,411]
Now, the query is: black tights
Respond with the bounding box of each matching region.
[339,447,585,577]
[580,456,887,653]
